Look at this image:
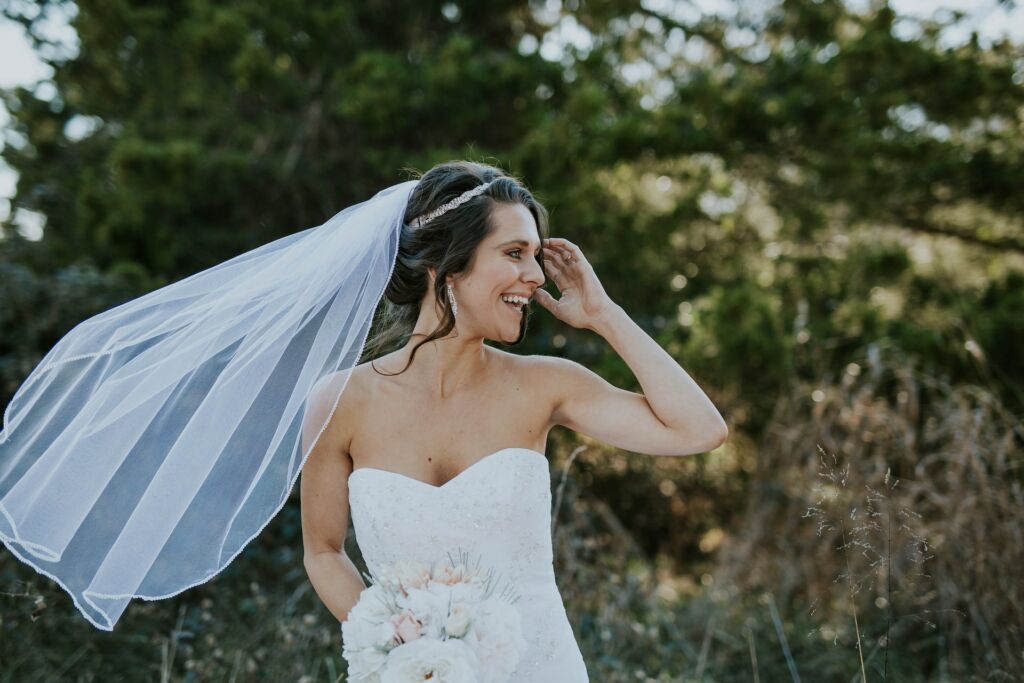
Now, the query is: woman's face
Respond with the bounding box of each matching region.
[454,202,546,343]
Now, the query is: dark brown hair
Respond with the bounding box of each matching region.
[361,160,550,376]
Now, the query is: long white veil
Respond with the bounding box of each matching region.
[0,179,419,630]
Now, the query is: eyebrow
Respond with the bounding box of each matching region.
[497,239,542,250]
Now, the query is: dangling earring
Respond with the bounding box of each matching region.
[447,282,458,318]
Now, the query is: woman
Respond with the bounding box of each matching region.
[299,160,729,680]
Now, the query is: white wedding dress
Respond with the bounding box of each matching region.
[346,446,589,681]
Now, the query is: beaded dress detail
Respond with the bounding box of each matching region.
[347,447,589,681]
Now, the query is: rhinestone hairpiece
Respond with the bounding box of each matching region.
[409,180,496,229]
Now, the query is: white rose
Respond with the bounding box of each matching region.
[462,599,528,683]
[425,581,458,612]
[446,580,483,604]
[342,642,388,682]
[379,637,479,683]
[341,613,394,652]
[444,601,472,639]
[342,614,397,681]
[439,581,480,639]
[350,584,395,626]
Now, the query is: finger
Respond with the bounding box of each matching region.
[543,255,567,288]
[547,237,584,262]
[546,245,567,262]
[551,244,578,267]
[532,287,557,311]
[546,248,577,280]
[544,240,573,261]
[544,243,566,261]
[543,254,564,281]
[561,244,583,264]
[547,247,575,268]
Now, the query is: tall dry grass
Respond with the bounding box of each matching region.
[716,342,1024,679]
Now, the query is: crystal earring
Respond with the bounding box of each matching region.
[447,282,458,318]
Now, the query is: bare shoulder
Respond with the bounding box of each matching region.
[509,352,579,428]
[520,353,613,429]
[520,352,579,381]
[489,348,554,380]
[302,365,370,460]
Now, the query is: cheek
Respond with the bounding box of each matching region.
[480,262,517,289]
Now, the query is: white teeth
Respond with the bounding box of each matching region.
[501,295,529,307]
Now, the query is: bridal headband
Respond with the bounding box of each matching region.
[408,179,496,229]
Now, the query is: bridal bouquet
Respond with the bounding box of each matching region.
[341,550,528,683]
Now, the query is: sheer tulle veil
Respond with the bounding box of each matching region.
[0,179,420,630]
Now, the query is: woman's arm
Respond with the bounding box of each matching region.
[303,552,366,623]
[599,303,727,443]
[537,306,727,456]
[300,370,366,623]
[534,237,727,456]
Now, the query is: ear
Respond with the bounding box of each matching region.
[427,267,454,290]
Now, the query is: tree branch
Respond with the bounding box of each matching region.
[892,214,1024,254]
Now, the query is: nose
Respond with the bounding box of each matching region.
[526,253,546,288]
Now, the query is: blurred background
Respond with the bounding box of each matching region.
[1,0,1022,681]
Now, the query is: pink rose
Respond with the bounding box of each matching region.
[431,563,466,585]
[392,559,431,592]
[392,610,423,644]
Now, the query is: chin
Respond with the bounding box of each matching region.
[506,317,528,344]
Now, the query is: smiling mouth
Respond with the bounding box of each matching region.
[501,299,526,315]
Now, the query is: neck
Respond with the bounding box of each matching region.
[401,301,490,399]
[398,336,489,399]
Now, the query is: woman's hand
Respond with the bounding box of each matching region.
[532,237,618,332]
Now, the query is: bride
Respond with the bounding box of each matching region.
[299,161,729,680]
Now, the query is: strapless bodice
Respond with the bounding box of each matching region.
[350,446,548,493]
[346,447,589,681]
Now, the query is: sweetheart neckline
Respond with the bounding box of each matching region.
[348,447,547,492]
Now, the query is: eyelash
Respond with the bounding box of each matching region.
[508,249,542,260]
